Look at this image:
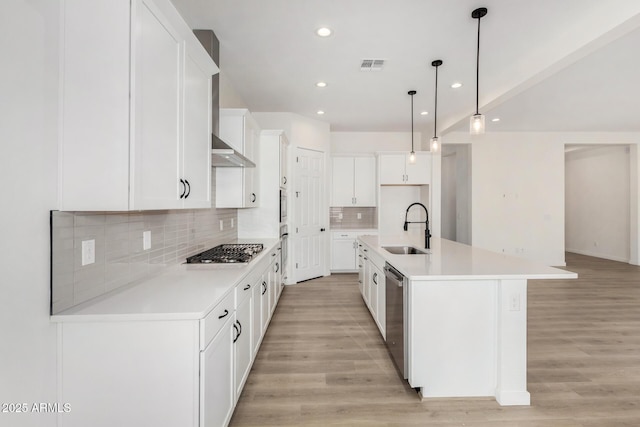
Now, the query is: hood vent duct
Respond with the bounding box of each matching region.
[194,29,255,168]
[211,134,256,167]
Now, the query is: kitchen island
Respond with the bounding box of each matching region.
[358,234,577,406]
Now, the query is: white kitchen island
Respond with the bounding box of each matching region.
[358,234,577,406]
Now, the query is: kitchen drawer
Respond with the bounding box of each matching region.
[200,291,235,350]
[236,267,261,306]
[267,246,280,263]
[367,248,385,270]
[332,231,358,240]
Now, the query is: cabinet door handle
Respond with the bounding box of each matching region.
[320,228,326,232]
[243,284,251,291]
[251,193,256,203]
[262,281,267,295]
[373,272,377,285]
[237,320,242,337]
[275,262,279,273]
[283,176,287,185]
[218,309,229,319]
[179,179,186,199]
[184,179,191,198]
[233,322,240,343]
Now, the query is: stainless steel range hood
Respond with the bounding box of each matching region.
[211,134,256,168]
[195,29,255,168]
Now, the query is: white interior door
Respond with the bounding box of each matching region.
[294,148,325,282]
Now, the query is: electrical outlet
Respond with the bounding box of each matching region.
[357,212,362,219]
[231,218,234,228]
[509,293,520,311]
[143,231,151,250]
[81,239,95,266]
[338,213,343,219]
[219,220,224,231]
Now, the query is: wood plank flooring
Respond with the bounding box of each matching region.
[230,253,640,426]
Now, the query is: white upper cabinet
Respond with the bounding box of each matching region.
[216,109,261,208]
[280,134,289,189]
[378,152,431,185]
[58,0,217,211]
[331,156,376,207]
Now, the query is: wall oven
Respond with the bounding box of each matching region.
[279,188,287,224]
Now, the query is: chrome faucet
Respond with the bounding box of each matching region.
[403,202,431,250]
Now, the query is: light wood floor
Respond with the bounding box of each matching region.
[230,253,640,426]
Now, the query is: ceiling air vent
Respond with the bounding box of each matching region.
[360,59,385,71]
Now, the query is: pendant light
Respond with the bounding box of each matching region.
[470,7,488,135]
[431,60,443,152]
[408,90,417,163]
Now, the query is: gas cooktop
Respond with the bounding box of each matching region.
[185,243,264,264]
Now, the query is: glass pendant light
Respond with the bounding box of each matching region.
[408,90,417,163]
[431,60,443,152]
[470,7,488,135]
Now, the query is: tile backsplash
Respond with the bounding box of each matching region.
[51,207,236,314]
[330,207,377,229]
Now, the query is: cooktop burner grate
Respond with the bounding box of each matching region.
[186,243,264,264]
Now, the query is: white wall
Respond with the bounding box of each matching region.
[441,144,472,245]
[219,69,249,108]
[565,146,630,261]
[445,131,640,266]
[0,1,59,425]
[331,131,416,154]
[447,132,566,266]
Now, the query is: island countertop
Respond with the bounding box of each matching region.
[358,234,577,281]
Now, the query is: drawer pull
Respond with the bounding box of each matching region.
[232,322,240,343]
[218,309,229,319]
[262,281,267,295]
[243,284,251,290]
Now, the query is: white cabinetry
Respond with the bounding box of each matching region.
[216,109,261,208]
[238,130,288,238]
[331,156,376,206]
[57,242,283,427]
[331,230,377,272]
[358,239,386,339]
[234,281,253,399]
[332,232,358,271]
[58,0,216,211]
[201,310,235,427]
[280,135,289,188]
[379,152,431,185]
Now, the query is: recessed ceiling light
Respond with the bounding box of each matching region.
[491,117,500,122]
[316,81,327,88]
[316,27,332,37]
[317,110,325,115]
[420,111,429,116]
[451,82,463,89]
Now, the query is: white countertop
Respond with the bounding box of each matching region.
[51,238,280,322]
[359,234,577,281]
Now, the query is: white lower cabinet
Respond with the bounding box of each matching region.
[234,282,253,399]
[358,240,386,339]
[201,313,235,427]
[57,243,283,427]
[331,231,378,272]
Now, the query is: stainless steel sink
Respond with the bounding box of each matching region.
[382,246,427,255]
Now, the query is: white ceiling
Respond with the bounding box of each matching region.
[171,0,640,136]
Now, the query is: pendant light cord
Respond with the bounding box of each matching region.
[475,13,481,115]
[410,92,414,152]
[434,65,439,139]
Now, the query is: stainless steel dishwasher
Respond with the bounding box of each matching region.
[384,262,407,378]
